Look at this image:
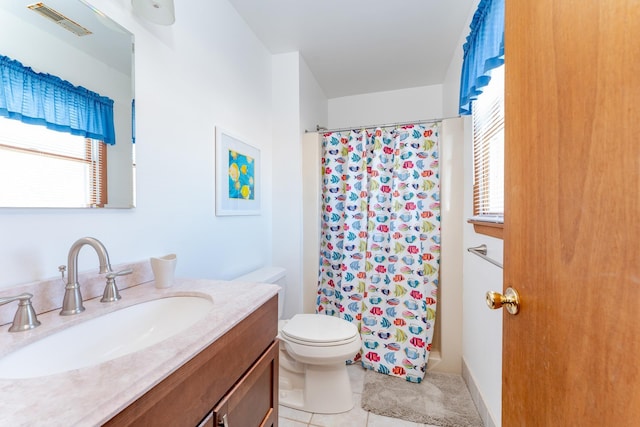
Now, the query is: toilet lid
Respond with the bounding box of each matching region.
[281,314,358,344]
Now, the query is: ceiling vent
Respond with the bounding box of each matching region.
[27,2,92,36]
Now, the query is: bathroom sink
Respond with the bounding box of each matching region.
[0,295,213,379]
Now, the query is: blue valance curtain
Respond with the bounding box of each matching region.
[0,54,116,145]
[458,0,505,115]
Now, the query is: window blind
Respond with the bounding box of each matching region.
[0,117,106,207]
[472,66,504,219]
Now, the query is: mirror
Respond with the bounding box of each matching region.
[0,0,135,208]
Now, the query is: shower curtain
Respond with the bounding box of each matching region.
[317,123,441,383]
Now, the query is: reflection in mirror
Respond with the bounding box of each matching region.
[0,0,135,208]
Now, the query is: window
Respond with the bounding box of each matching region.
[470,65,504,238]
[0,117,107,208]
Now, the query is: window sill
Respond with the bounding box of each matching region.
[468,218,504,240]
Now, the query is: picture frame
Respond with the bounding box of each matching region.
[215,126,261,216]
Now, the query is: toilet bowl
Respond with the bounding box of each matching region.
[234,267,361,414]
[278,313,361,413]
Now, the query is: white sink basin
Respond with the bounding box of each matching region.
[0,295,213,379]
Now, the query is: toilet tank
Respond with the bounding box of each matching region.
[233,267,286,319]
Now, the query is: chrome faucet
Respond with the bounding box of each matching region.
[60,237,113,315]
[0,293,41,332]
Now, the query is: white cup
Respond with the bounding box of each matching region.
[150,254,177,289]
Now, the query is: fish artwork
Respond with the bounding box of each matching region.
[364,352,381,362]
[384,352,397,364]
[394,328,408,342]
[403,300,419,310]
[362,317,378,326]
[402,309,418,320]
[392,366,406,376]
[402,358,419,369]
[364,340,379,349]
[393,318,406,326]
[408,324,424,334]
[385,342,401,351]
[409,336,426,348]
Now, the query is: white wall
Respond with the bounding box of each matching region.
[301,131,321,314]
[299,57,327,314]
[328,85,443,129]
[438,117,465,374]
[461,109,502,427]
[271,52,327,318]
[299,57,328,134]
[442,0,503,424]
[0,0,274,289]
[271,52,302,318]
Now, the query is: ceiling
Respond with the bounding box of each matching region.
[227,0,478,99]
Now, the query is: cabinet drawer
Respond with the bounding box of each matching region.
[213,340,279,427]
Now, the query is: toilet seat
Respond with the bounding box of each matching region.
[280,314,358,347]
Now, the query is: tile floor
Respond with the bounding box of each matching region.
[278,365,442,427]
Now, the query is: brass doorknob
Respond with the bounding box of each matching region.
[486,287,521,315]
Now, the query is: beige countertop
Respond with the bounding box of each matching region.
[0,278,279,426]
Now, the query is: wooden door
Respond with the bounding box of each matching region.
[503,1,640,425]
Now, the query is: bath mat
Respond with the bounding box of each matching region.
[361,369,483,427]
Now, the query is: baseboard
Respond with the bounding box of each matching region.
[426,350,442,371]
[461,357,498,427]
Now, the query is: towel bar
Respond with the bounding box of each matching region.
[467,244,503,269]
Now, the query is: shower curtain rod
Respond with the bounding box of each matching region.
[305,115,461,134]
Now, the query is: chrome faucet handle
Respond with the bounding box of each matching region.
[0,293,41,332]
[100,269,133,303]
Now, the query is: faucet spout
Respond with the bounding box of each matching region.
[60,237,113,316]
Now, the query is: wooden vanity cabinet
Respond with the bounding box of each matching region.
[104,295,279,427]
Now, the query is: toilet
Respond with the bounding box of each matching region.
[233,267,361,414]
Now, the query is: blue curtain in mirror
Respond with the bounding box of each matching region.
[0,54,116,145]
[458,0,504,115]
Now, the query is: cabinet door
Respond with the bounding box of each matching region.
[213,341,279,427]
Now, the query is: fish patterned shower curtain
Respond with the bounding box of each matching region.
[317,123,440,383]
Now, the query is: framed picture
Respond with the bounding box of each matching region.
[215,127,261,216]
